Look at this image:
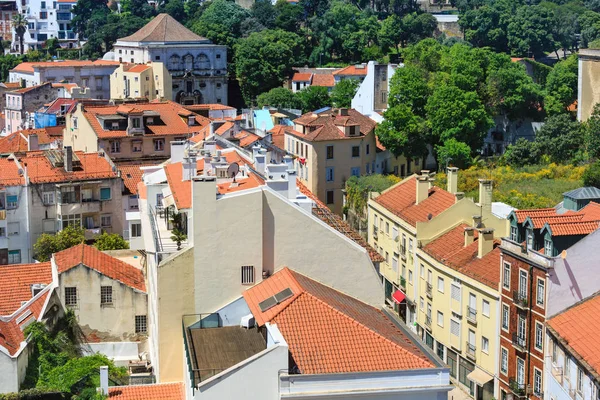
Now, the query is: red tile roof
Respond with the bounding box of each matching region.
[513,208,559,223]
[182,103,236,111]
[292,72,312,82]
[108,383,185,400]
[82,101,211,139]
[12,82,52,94]
[422,224,501,289]
[581,202,600,221]
[2,82,21,89]
[125,64,152,73]
[526,214,585,229]
[290,109,375,142]
[375,135,386,151]
[0,158,25,186]
[53,244,146,292]
[544,221,600,237]
[297,181,384,263]
[118,165,144,195]
[0,290,51,356]
[311,73,335,87]
[43,97,78,114]
[233,130,261,148]
[11,60,120,74]
[333,64,368,76]
[243,268,433,374]
[0,128,55,154]
[214,121,234,136]
[0,262,52,315]
[548,292,600,375]
[22,151,118,184]
[373,176,456,227]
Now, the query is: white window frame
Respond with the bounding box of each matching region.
[437,310,444,327]
[482,299,490,317]
[100,285,113,305]
[534,367,543,396]
[519,268,528,299]
[517,357,525,385]
[502,303,510,332]
[131,223,142,237]
[501,347,508,375]
[482,336,489,354]
[437,277,444,293]
[535,321,544,351]
[419,296,424,311]
[537,278,545,308]
[420,264,424,278]
[503,262,511,290]
[101,214,112,227]
[42,191,55,205]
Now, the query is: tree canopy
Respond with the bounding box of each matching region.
[33,225,85,262]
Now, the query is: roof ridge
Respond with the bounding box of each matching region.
[298,291,431,368]
[549,289,600,321]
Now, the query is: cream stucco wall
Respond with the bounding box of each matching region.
[57,265,148,342]
[64,105,99,153]
[578,50,600,122]
[110,62,172,101]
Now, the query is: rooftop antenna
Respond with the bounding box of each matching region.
[228,162,239,183]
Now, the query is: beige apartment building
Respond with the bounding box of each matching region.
[64,101,211,163]
[284,108,378,214]
[110,62,172,101]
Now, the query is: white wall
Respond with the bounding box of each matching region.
[0,350,20,394]
[6,184,31,263]
[351,61,376,116]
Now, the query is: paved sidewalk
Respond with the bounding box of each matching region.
[448,385,472,400]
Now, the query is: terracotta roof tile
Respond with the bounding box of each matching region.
[422,224,501,289]
[82,101,211,139]
[125,64,152,73]
[118,13,207,43]
[118,165,144,195]
[0,158,25,186]
[0,262,52,315]
[297,181,384,263]
[108,383,185,400]
[526,214,584,229]
[0,128,55,154]
[292,72,312,82]
[54,244,146,292]
[373,176,456,227]
[548,292,600,374]
[545,221,600,236]
[22,151,118,183]
[311,73,335,87]
[182,103,236,111]
[580,202,600,221]
[243,268,433,374]
[43,98,77,115]
[214,121,235,136]
[233,130,261,148]
[333,64,368,76]
[513,208,559,223]
[11,60,120,74]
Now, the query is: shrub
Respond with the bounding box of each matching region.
[583,161,600,188]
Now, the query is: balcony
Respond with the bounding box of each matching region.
[509,378,528,398]
[59,200,101,215]
[512,333,527,351]
[465,342,476,361]
[426,282,433,299]
[58,30,75,40]
[372,227,378,239]
[466,306,477,324]
[425,315,431,328]
[513,291,528,309]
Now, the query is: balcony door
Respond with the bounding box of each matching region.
[517,358,525,386]
[519,270,528,299]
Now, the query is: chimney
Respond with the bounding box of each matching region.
[63,146,73,173]
[416,176,429,205]
[447,167,458,194]
[99,366,109,395]
[254,148,266,176]
[464,227,475,247]
[455,192,465,203]
[339,108,349,116]
[170,140,185,163]
[287,169,297,200]
[477,228,494,258]
[478,179,493,214]
[28,134,39,151]
[182,154,196,181]
[473,215,482,228]
[204,140,216,155]
[283,155,293,171]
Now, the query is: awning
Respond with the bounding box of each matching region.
[467,368,494,386]
[392,290,406,304]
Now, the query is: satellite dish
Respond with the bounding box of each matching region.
[227,162,240,182]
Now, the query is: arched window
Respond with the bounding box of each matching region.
[168,54,181,70]
[195,53,210,70]
[183,54,193,71]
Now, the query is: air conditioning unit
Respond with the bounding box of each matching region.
[240,314,255,329]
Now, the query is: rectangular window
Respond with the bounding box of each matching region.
[438,277,444,292]
[385,251,389,265]
[42,191,55,205]
[482,299,490,317]
[537,278,545,307]
[366,144,370,155]
[502,304,509,330]
[517,358,525,385]
[100,286,112,305]
[135,315,147,333]
[510,225,518,241]
[552,340,557,363]
[503,262,510,289]
[482,336,489,353]
[326,145,334,159]
[326,167,334,182]
[577,368,583,393]
[101,215,111,227]
[519,269,528,299]
[437,311,444,327]
[241,266,255,285]
[8,249,20,264]
[154,139,165,151]
[544,239,553,256]
[65,287,77,306]
[8,222,19,236]
[534,368,543,396]
[6,195,17,209]
[501,347,508,374]
[527,229,534,249]
[326,190,334,205]
[436,342,444,361]
[351,146,360,157]
[450,319,460,337]
[408,270,413,283]
[391,257,398,272]
[535,322,543,351]
[100,187,111,201]
[419,296,424,311]
[351,167,360,176]
[132,140,142,152]
[420,264,424,278]
[392,226,398,241]
[110,140,120,153]
[518,314,526,341]
[131,223,142,237]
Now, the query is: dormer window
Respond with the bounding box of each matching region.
[544,239,553,256]
[146,117,154,125]
[188,116,195,126]
[111,122,119,130]
[132,118,141,129]
[526,229,534,250]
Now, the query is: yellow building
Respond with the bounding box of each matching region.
[367,168,510,400]
[110,62,172,101]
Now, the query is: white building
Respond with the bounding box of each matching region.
[351,61,399,123]
[14,0,78,53]
[9,60,120,100]
[112,14,228,105]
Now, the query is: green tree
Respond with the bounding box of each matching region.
[502,138,539,167]
[235,29,306,103]
[579,10,600,48]
[583,161,600,187]
[251,0,277,28]
[459,0,514,53]
[93,232,129,251]
[189,0,250,51]
[256,87,302,109]
[376,103,428,159]
[435,139,473,169]
[378,15,402,53]
[534,114,584,163]
[585,103,600,159]
[12,14,27,55]
[425,83,493,152]
[400,12,437,47]
[330,78,359,108]
[296,85,331,112]
[121,0,155,19]
[402,38,445,72]
[162,0,185,21]
[72,0,110,40]
[33,225,85,262]
[170,229,187,251]
[388,64,430,116]
[274,0,303,33]
[506,5,557,58]
[544,54,578,115]
[44,37,60,57]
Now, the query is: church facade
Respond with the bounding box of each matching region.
[113,14,228,105]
